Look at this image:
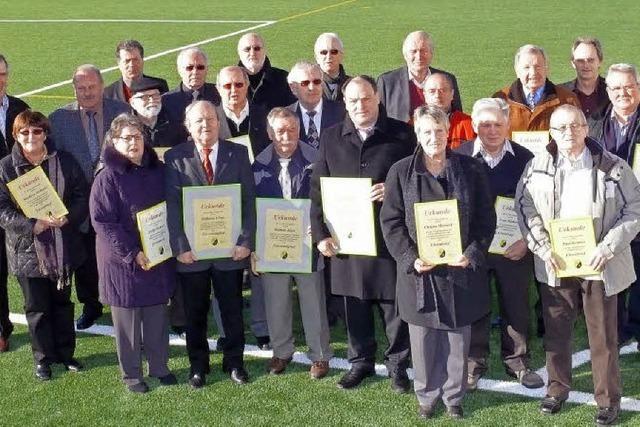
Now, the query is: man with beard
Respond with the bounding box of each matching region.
[314,33,350,104]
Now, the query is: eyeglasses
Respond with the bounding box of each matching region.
[319,49,340,56]
[221,82,245,90]
[299,79,322,87]
[131,93,160,102]
[550,123,587,133]
[185,64,206,71]
[117,134,143,143]
[607,84,638,93]
[18,128,44,136]
[242,46,262,52]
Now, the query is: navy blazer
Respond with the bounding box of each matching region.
[252,141,317,199]
[164,139,256,272]
[0,95,29,159]
[288,99,345,146]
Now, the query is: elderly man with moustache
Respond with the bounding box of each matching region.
[310,75,415,392]
[0,53,29,352]
[104,39,169,103]
[560,37,609,119]
[377,30,462,124]
[164,100,255,388]
[588,63,640,350]
[287,61,344,150]
[49,64,129,330]
[314,33,350,103]
[456,98,541,390]
[237,32,295,110]
[516,104,640,425]
[424,73,474,149]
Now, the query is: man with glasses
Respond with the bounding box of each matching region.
[517,104,640,425]
[314,33,350,104]
[237,33,295,110]
[128,77,181,148]
[588,63,640,351]
[287,61,344,150]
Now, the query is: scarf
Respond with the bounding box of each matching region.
[321,65,348,101]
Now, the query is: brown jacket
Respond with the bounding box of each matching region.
[493,79,580,134]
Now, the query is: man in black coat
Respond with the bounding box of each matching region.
[0,53,29,352]
[310,75,415,392]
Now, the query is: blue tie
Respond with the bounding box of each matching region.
[527,92,536,110]
[86,111,100,163]
[306,110,320,149]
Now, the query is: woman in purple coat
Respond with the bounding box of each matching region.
[90,114,176,393]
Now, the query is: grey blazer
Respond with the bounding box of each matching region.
[164,139,256,272]
[377,65,462,122]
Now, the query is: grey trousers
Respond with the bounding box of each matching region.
[409,323,470,408]
[261,271,332,361]
[111,304,171,386]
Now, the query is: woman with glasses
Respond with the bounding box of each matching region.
[90,113,176,393]
[0,110,88,380]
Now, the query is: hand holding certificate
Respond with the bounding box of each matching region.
[489,196,523,255]
[548,217,599,278]
[414,199,463,265]
[136,201,172,268]
[6,166,68,220]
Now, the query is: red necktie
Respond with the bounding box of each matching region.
[202,147,214,184]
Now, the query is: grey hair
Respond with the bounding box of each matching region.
[314,33,344,52]
[266,107,300,135]
[413,105,450,132]
[183,100,217,128]
[402,31,434,54]
[550,104,587,126]
[216,65,249,86]
[287,61,322,84]
[606,63,640,85]
[73,64,103,84]
[177,47,209,67]
[104,113,145,147]
[514,44,547,68]
[471,98,510,123]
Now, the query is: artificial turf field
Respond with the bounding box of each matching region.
[2,0,640,425]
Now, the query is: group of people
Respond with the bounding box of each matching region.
[0,29,638,425]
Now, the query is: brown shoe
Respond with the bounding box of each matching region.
[267,357,291,375]
[309,361,329,379]
[0,337,8,353]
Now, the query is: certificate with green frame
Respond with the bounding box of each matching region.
[136,201,172,268]
[414,199,462,265]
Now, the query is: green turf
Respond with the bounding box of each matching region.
[2,0,640,424]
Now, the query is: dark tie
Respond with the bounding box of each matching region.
[86,111,100,163]
[306,110,320,149]
[202,147,214,184]
[192,89,200,103]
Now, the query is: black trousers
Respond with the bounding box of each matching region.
[179,267,245,375]
[343,296,410,371]
[17,276,76,365]
[617,241,640,343]
[74,231,102,314]
[0,230,12,339]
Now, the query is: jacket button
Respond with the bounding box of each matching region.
[360,162,367,168]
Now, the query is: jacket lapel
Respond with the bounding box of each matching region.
[215,141,230,182]
[187,143,209,185]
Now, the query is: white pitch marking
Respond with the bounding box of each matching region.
[8,312,640,411]
[0,19,276,24]
[15,20,276,98]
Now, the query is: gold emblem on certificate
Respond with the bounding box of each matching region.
[549,217,599,278]
[6,166,68,219]
[511,131,549,158]
[193,196,233,251]
[489,196,523,254]
[414,199,462,264]
[136,201,172,268]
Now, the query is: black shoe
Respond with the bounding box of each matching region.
[418,404,436,419]
[128,382,149,393]
[595,406,619,425]
[389,368,410,393]
[215,337,226,352]
[230,367,249,385]
[35,364,52,381]
[63,359,83,373]
[158,373,177,386]
[506,367,544,389]
[76,310,102,330]
[189,373,206,389]
[256,336,272,351]
[446,405,463,419]
[337,366,374,389]
[539,395,566,415]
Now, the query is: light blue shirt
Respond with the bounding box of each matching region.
[0,95,8,139]
[523,86,545,109]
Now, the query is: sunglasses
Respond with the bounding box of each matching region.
[299,79,323,87]
[19,128,44,136]
[185,64,206,71]
[222,82,245,90]
[319,49,340,55]
[242,46,262,52]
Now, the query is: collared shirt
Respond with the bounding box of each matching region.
[196,142,219,175]
[557,146,593,218]
[299,99,323,137]
[522,85,545,109]
[407,67,431,91]
[0,95,8,139]
[223,101,250,131]
[356,125,375,142]
[610,108,635,141]
[471,138,515,168]
[79,103,105,146]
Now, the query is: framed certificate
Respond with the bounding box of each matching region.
[632,144,640,182]
[549,217,599,278]
[6,166,68,219]
[414,199,462,265]
[136,201,173,268]
[255,198,312,273]
[489,196,523,254]
[320,177,377,256]
[182,184,242,259]
[153,147,171,163]
[228,135,255,164]
[512,131,549,158]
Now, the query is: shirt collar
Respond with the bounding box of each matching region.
[557,145,592,170]
[522,85,545,104]
[408,68,431,89]
[223,101,250,124]
[471,138,514,157]
[299,99,323,116]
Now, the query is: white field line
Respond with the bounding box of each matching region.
[15,20,276,98]
[0,19,274,23]
[8,312,640,412]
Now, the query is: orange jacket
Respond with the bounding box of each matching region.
[493,79,581,134]
[448,110,475,149]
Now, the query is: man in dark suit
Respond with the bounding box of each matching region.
[164,100,255,388]
[103,40,169,103]
[237,32,296,110]
[377,31,462,124]
[310,75,415,392]
[49,64,129,330]
[287,61,344,150]
[0,54,29,352]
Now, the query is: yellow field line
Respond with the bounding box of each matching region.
[24,94,76,100]
[278,0,359,23]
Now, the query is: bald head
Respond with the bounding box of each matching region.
[73,64,104,111]
[238,32,266,74]
[402,31,434,81]
[424,73,454,112]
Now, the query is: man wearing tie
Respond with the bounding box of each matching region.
[164,100,255,388]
